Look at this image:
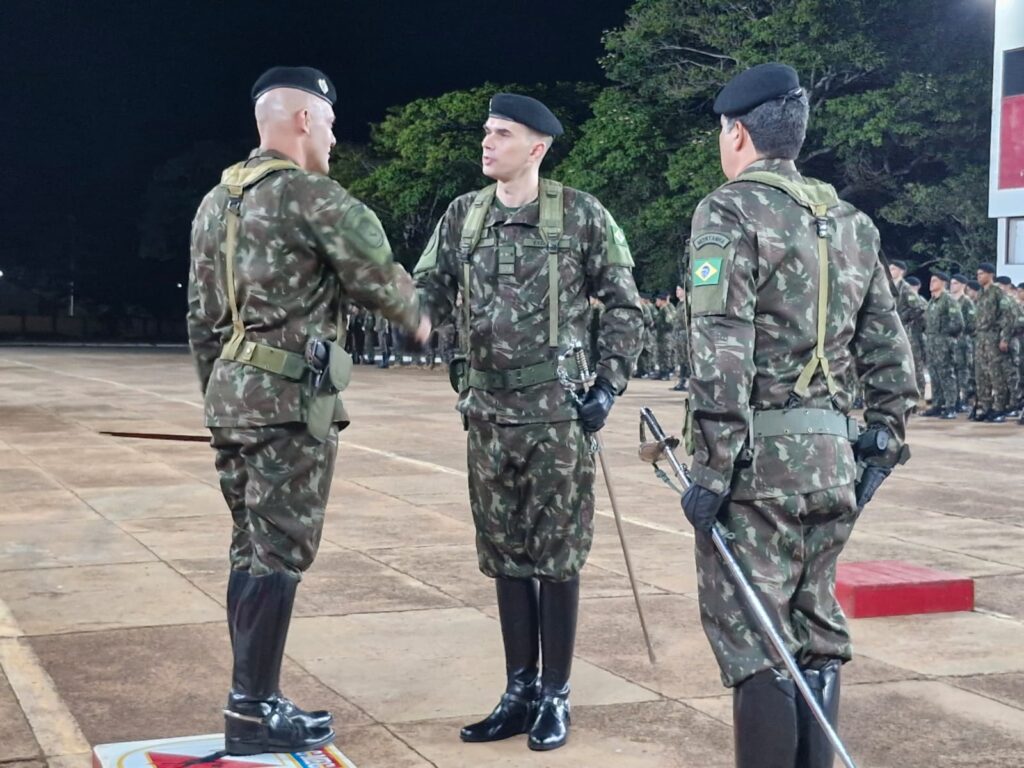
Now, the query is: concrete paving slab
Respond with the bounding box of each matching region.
[850,611,1024,676]
[391,700,733,768]
[0,467,63,493]
[974,572,1024,619]
[42,461,188,491]
[0,519,156,571]
[0,491,100,524]
[841,680,1024,768]
[30,624,372,747]
[946,671,1024,711]
[76,484,225,522]
[0,667,42,761]
[864,511,1024,569]
[286,609,657,723]
[348,473,471,506]
[842,531,1021,578]
[0,562,224,635]
[322,498,475,552]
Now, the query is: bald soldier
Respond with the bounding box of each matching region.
[415,93,642,751]
[681,64,916,768]
[187,66,428,755]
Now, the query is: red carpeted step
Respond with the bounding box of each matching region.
[836,560,974,618]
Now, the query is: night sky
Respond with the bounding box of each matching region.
[0,0,632,311]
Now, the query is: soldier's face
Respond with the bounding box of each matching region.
[977,270,991,286]
[305,101,336,174]
[889,265,904,281]
[481,117,544,181]
[930,276,943,295]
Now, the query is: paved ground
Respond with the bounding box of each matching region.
[0,347,1022,768]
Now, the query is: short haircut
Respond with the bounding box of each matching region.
[726,92,809,160]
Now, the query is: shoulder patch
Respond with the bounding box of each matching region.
[604,210,634,267]
[341,204,391,265]
[692,256,722,287]
[692,232,730,250]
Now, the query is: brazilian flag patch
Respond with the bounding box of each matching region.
[693,257,722,287]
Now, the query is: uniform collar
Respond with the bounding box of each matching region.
[484,196,540,228]
[245,147,299,166]
[739,157,800,179]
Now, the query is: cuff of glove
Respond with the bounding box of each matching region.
[690,463,731,495]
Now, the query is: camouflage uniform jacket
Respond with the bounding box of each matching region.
[956,294,976,335]
[656,303,676,336]
[187,149,421,427]
[414,182,643,425]
[975,284,1015,344]
[924,291,963,338]
[895,280,927,334]
[686,159,916,499]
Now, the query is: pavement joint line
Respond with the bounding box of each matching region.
[0,606,91,758]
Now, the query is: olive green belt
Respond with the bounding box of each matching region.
[467,357,579,391]
[220,339,307,381]
[752,408,857,441]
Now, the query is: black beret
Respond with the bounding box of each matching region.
[978,262,996,274]
[967,279,981,291]
[905,276,921,287]
[890,259,908,272]
[714,63,804,117]
[995,275,1013,285]
[252,66,336,105]
[951,273,969,284]
[1017,282,1024,290]
[489,93,564,137]
[931,270,950,282]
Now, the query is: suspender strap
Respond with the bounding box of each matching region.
[222,201,245,359]
[727,170,840,400]
[539,179,564,349]
[458,185,496,355]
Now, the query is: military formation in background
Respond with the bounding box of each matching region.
[889,260,1024,425]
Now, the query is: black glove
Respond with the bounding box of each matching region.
[579,377,616,433]
[681,483,729,533]
[855,464,890,510]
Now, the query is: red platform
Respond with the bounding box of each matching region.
[836,560,974,618]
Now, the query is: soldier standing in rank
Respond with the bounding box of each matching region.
[973,263,1016,422]
[672,284,690,392]
[996,275,1024,415]
[361,310,377,364]
[347,305,365,365]
[949,274,976,411]
[922,271,963,418]
[636,293,657,377]
[186,66,428,755]
[680,63,916,768]
[654,290,677,380]
[414,93,642,751]
[889,262,927,402]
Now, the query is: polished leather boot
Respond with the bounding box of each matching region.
[224,571,334,755]
[797,659,842,768]
[461,578,540,742]
[226,570,332,732]
[528,577,579,751]
[733,667,798,768]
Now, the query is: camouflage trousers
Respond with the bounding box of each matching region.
[655,333,675,374]
[211,423,338,578]
[926,336,958,408]
[675,333,690,381]
[695,484,859,688]
[953,335,975,402]
[467,418,595,581]
[975,333,1013,412]
[1011,338,1024,406]
[909,329,926,396]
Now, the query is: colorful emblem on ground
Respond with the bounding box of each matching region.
[91,734,356,768]
[693,257,722,286]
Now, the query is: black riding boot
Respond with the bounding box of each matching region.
[733,668,799,768]
[226,571,332,732]
[460,577,540,742]
[224,571,334,755]
[797,659,842,768]
[528,576,579,751]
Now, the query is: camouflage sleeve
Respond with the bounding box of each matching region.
[302,178,421,334]
[584,204,643,393]
[999,294,1015,345]
[185,200,220,395]
[850,229,917,463]
[964,300,976,334]
[412,200,460,328]
[947,298,964,336]
[686,194,756,494]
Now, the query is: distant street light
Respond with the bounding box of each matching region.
[176,282,184,288]
[0,269,5,279]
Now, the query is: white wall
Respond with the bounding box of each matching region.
[990,0,1024,283]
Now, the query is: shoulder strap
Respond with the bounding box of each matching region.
[457,185,497,356]
[218,158,302,358]
[726,170,840,402]
[539,179,564,349]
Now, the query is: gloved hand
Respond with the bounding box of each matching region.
[681,483,729,533]
[579,376,616,433]
[855,464,890,510]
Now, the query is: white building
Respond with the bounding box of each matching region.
[989,0,1024,283]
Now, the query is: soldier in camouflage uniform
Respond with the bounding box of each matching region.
[672,285,690,391]
[997,276,1024,413]
[361,310,376,363]
[187,67,428,756]
[973,263,1016,422]
[950,274,975,410]
[922,272,963,418]
[889,262,927,401]
[654,290,676,380]
[680,64,916,768]
[414,93,642,752]
[636,294,657,377]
